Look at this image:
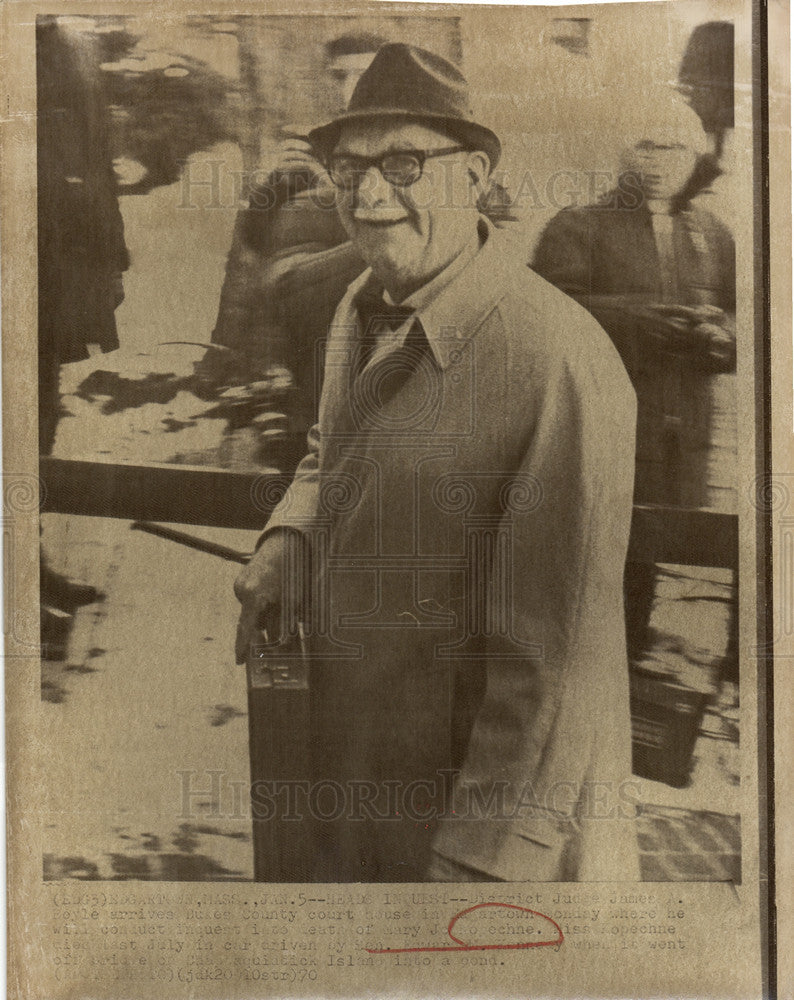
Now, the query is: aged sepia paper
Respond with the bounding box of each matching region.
[1,0,786,996]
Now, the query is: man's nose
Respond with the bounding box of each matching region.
[355,165,398,207]
[340,75,358,109]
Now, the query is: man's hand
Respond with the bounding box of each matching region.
[234,532,286,665]
[693,313,736,370]
[637,304,737,369]
[257,138,328,188]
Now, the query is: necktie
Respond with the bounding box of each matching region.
[353,279,417,374]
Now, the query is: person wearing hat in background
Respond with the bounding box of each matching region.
[201,33,385,416]
[235,43,639,883]
[533,95,737,719]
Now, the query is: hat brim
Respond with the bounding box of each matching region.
[308,109,501,172]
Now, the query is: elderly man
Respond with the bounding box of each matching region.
[235,43,638,883]
[206,35,515,445]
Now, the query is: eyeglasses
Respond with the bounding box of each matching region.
[326,146,466,189]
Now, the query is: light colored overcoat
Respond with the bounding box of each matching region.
[266,219,639,882]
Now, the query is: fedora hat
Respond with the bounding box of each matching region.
[308,42,501,171]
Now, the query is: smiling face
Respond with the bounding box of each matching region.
[332,119,489,302]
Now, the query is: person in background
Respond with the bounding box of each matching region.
[37,16,129,653]
[235,44,638,883]
[533,96,737,706]
[675,19,737,309]
[677,21,734,159]
[203,34,385,395]
[533,97,735,510]
[325,32,387,109]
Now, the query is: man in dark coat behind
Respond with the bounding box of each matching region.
[203,33,384,437]
[37,16,129,455]
[533,96,737,692]
[533,97,735,512]
[37,16,129,634]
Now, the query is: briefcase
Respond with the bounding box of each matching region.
[246,624,313,881]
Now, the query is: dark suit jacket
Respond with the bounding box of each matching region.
[533,188,735,508]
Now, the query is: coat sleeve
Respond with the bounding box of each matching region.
[257,283,363,546]
[433,326,639,881]
[257,422,322,546]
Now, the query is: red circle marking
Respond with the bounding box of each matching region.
[366,901,564,954]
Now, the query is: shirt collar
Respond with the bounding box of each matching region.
[365,216,507,370]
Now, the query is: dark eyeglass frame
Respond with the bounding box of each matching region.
[325,145,467,189]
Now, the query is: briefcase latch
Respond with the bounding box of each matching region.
[247,624,309,691]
